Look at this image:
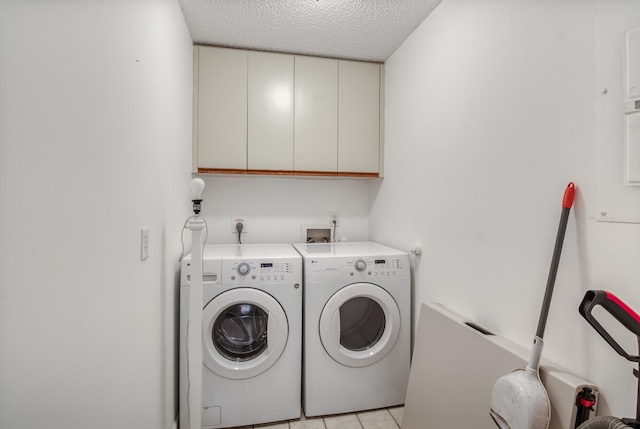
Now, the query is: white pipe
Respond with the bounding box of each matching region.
[187,216,206,429]
[526,336,544,371]
[577,416,633,429]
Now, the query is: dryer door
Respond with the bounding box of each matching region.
[202,288,288,380]
[319,282,400,368]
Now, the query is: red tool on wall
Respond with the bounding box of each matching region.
[490,182,575,429]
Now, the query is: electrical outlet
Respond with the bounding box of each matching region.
[231,217,247,233]
[330,212,340,227]
[140,227,149,261]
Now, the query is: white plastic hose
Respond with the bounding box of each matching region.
[577,416,633,429]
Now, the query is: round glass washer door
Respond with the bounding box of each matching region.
[319,282,400,368]
[202,288,288,380]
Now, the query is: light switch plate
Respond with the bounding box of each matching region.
[140,227,149,261]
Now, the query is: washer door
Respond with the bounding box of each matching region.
[202,288,288,380]
[319,282,400,368]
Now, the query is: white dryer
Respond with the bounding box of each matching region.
[179,244,302,429]
[293,242,411,417]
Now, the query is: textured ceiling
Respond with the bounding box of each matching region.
[177,0,443,63]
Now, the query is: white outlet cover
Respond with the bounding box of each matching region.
[231,218,247,233]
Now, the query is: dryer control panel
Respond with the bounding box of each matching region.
[304,255,409,282]
[222,258,300,284]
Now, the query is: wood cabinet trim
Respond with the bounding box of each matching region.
[198,168,379,179]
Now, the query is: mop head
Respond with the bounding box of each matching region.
[489,368,550,429]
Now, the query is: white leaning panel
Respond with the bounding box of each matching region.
[402,303,598,429]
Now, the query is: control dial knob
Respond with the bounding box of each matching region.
[354,260,367,272]
[237,263,250,276]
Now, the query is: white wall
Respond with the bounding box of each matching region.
[0,1,193,428]
[3,0,638,425]
[371,0,640,419]
[197,175,370,245]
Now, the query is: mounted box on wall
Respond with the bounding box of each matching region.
[624,27,640,186]
[301,224,332,243]
[595,13,640,223]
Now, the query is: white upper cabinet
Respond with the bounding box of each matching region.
[338,60,381,174]
[247,51,294,171]
[193,46,382,177]
[195,46,247,171]
[294,56,338,173]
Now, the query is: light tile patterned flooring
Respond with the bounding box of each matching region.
[239,406,404,429]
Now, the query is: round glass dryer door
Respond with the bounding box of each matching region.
[319,283,401,368]
[213,304,268,361]
[202,288,288,380]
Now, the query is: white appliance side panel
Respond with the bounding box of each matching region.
[626,112,640,184]
[625,28,640,185]
[626,27,640,101]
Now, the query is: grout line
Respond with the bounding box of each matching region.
[355,409,400,429]
[386,408,400,429]
[388,408,401,428]
[389,408,400,428]
[254,407,402,429]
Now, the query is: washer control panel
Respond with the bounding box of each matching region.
[224,259,299,284]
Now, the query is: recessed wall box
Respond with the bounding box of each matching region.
[301,224,331,243]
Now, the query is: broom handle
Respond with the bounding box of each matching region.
[535,183,575,339]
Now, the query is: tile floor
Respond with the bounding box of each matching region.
[240,406,404,429]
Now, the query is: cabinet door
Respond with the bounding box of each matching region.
[197,46,248,170]
[294,56,338,173]
[338,61,380,174]
[248,51,294,171]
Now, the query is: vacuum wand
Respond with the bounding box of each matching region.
[490,182,575,429]
[535,202,572,339]
[528,183,574,371]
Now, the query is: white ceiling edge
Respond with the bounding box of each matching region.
[177,0,443,63]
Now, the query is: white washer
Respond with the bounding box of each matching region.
[293,242,411,417]
[179,244,302,429]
